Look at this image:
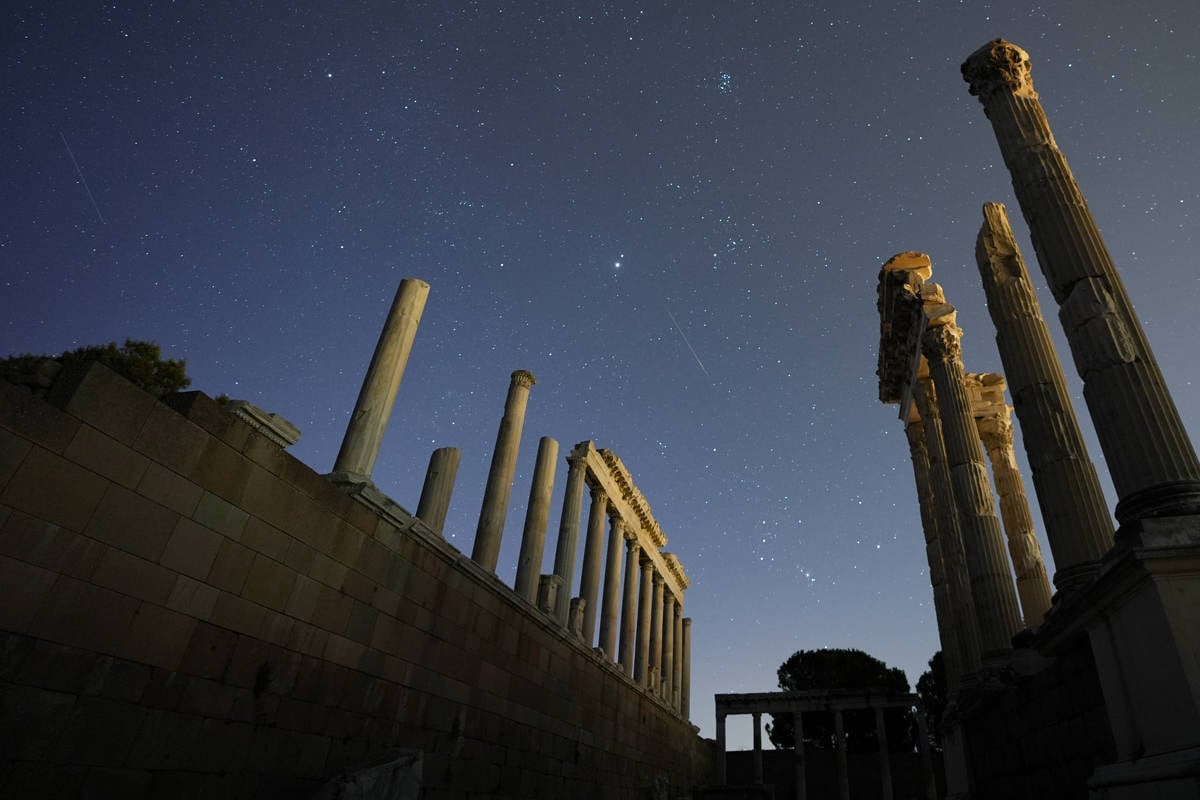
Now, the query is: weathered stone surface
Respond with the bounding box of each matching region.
[472,369,536,572]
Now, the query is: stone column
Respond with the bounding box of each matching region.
[681,617,692,719]
[551,450,588,626]
[905,409,965,689]
[662,592,676,704]
[923,320,1023,651]
[916,711,937,800]
[598,513,625,659]
[876,706,893,800]
[975,201,1114,587]
[672,603,684,711]
[634,555,654,685]
[619,536,641,677]
[648,572,665,691]
[514,436,558,603]
[472,370,537,572]
[716,712,728,785]
[752,711,764,784]
[835,709,850,800]
[415,446,460,536]
[794,711,807,800]
[975,397,1053,626]
[578,485,608,644]
[913,375,983,674]
[963,40,1200,528]
[332,278,430,482]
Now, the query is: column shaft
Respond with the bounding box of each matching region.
[332,278,430,480]
[835,709,849,800]
[415,446,460,536]
[648,573,664,691]
[619,538,641,676]
[681,617,692,719]
[752,711,764,784]
[551,451,588,626]
[963,40,1200,526]
[514,436,558,602]
[634,556,653,684]
[672,604,684,711]
[975,201,1114,584]
[794,711,807,800]
[662,594,676,704]
[578,486,608,644]
[598,515,625,659]
[876,706,893,800]
[472,370,537,572]
[716,713,727,785]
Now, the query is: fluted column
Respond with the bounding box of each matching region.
[975,201,1114,585]
[904,411,964,689]
[662,592,676,703]
[415,446,460,536]
[913,375,982,673]
[598,514,625,659]
[619,536,641,676]
[514,436,558,602]
[578,485,608,644]
[672,603,683,711]
[922,321,1023,651]
[648,572,665,691]
[963,40,1200,529]
[681,617,692,719]
[332,278,430,481]
[472,370,537,572]
[634,554,654,685]
[551,450,588,626]
[977,406,1053,625]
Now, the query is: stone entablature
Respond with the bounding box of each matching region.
[597,448,668,549]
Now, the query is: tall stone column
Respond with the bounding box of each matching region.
[332,278,430,482]
[472,370,537,572]
[913,375,983,673]
[672,603,684,711]
[619,536,641,677]
[662,592,676,703]
[794,711,807,800]
[963,40,1200,528]
[578,485,608,644]
[876,706,894,800]
[752,711,764,784]
[975,201,1114,587]
[716,712,728,785]
[648,572,665,691]
[975,400,1053,625]
[415,446,460,536]
[922,319,1023,651]
[681,617,692,719]
[905,410,965,689]
[634,555,654,685]
[514,436,558,602]
[598,513,625,659]
[551,450,588,626]
[835,709,850,800]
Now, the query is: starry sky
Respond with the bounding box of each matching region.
[5,2,1200,750]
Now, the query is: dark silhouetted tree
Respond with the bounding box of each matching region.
[916,651,947,751]
[1,339,189,397]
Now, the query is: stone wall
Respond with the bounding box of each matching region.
[0,362,715,798]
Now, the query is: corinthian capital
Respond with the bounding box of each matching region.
[921,323,963,365]
[510,369,537,389]
[977,413,1014,451]
[961,39,1036,101]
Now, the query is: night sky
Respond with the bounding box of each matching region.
[5,2,1199,749]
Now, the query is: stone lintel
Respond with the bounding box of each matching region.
[225,399,302,447]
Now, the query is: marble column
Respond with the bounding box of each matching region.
[681,617,692,719]
[904,409,965,689]
[672,603,684,711]
[634,554,654,685]
[716,712,728,785]
[876,706,894,800]
[551,450,588,626]
[598,513,625,659]
[332,278,430,482]
[835,709,850,800]
[963,39,1200,529]
[415,446,460,536]
[662,592,676,703]
[648,572,665,691]
[913,374,983,673]
[578,485,609,644]
[472,369,537,572]
[619,536,641,677]
[975,201,1114,587]
[793,711,807,800]
[975,399,1053,626]
[923,320,1023,651]
[752,711,764,784]
[514,436,558,603]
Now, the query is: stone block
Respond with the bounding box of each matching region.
[122,602,196,670]
[131,398,210,476]
[0,427,32,493]
[310,551,348,589]
[331,520,366,566]
[206,538,254,593]
[126,708,206,769]
[210,591,267,637]
[46,361,155,445]
[86,483,179,561]
[222,634,272,690]
[243,430,291,474]
[248,725,330,779]
[0,683,76,760]
[92,546,176,605]
[139,666,187,709]
[82,655,152,702]
[2,445,108,532]
[191,718,254,772]
[242,465,295,530]
[285,574,321,622]
[176,674,236,719]
[325,633,367,670]
[283,537,315,574]
[190,437,254,505]
[193,490,249,539]
[159,517,223,580]
[354,536,392,585]
[179,621,238,680]
[241,553,296,612]
[167,573,219,619]
[64,423,150,490]
[311,583,354,635]
[16,638,99,694]
[242,516,290,561]
[31,572,141,654]
[0,510,106,579]
[371,584,403,618]
[137,462,202,516]
[0,379,81,453]
[53,695,146,766]
[342,566,377,604]
[346,601,379,646]
[258,608,295,648]
[163,390,251,451]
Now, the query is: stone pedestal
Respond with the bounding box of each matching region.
[578,486,608,644]
[536,573,562,617]
[415,446,460,536]
[332,278,430,482]
[514,437,558,602]
[552,449,588,627]
[472,370,536,572]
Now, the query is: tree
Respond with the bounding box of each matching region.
[1,339,190,397]
[765,648,914,753]
[916,651,947,751]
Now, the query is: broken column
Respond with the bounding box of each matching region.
[472,370,537,572]
[975,201,1114,589]
[331,278,430,483]
[415,446,461,536]
[514,436,558,602]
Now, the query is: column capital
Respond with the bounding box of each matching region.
[509,369,537,389]
[921,322,963,365]
[962,39,1035,101]
[664,591,676,609]
[977,412,1014,451]
[590,484,608,505]
[651,569,664,586]
[624,534,640,554]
